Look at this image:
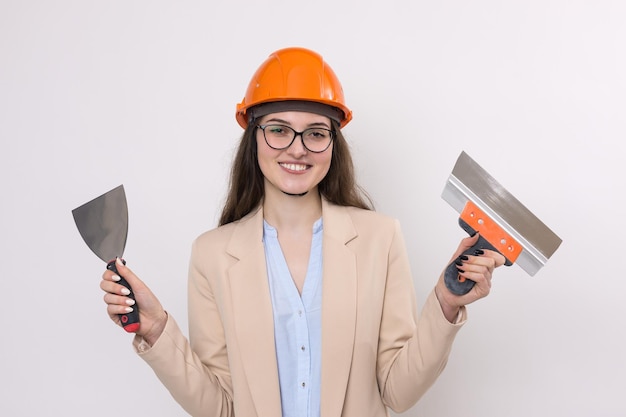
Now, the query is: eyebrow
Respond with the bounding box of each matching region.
[263,118,331,129]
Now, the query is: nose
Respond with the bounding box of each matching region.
[286,133,307,156]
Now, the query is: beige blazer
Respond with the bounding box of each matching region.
[135,199,466,417]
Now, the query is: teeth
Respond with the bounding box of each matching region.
[280,163,308,171]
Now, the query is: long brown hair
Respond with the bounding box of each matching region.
[218,120,373,226]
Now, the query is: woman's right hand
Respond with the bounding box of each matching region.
[100,258,167,346]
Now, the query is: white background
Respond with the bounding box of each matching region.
[2,1,624,416]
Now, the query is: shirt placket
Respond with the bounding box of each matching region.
[295,305,311,412]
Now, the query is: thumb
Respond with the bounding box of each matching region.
[448,233,480,263]
[113,257,144,290]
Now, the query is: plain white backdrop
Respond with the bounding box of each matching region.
[2,1,625,416]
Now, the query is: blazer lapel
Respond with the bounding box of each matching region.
[227,206,282,417]
[320,200,358,417]
[225,201,360,417]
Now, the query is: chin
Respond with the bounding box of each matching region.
[280,185,309,195]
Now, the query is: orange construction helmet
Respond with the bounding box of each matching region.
[236,47,353,129]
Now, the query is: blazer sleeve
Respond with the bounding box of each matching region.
[132,237,234,417]
[376,219,467,413]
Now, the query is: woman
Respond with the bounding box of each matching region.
[100,47,504,417]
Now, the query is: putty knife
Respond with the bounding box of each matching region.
[442,152,562,295]
[72,185,140,332]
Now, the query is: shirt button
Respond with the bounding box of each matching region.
[301,345,306,351]
[301,382,306,388]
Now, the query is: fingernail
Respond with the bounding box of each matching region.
[121,287,131,296]
[474,249,485,256]
[116,257,124,267]
[124,306,134,313]
[456,267,465,273]
[112,275,121,282]
[460,255,469,261]
[455,259,464,266]
[125,299,135,306]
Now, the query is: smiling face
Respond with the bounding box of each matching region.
[256,111,334,198]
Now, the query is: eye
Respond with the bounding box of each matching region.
[305,129,330,142]
[266,125,291,136]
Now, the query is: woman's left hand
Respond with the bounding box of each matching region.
[435,233,506,321]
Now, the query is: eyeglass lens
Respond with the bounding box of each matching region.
[259,125,333,153]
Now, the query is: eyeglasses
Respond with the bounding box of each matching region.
[256,124,335,153]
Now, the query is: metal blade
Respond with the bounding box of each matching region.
[72,185,128,263]
[442,151,562,276]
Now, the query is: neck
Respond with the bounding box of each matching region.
[263,185,322,230]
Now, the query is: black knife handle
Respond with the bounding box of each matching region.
[107,259,140,333]
[444,219,512,295]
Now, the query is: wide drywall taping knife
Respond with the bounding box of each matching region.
[72,185,140,332]
[441,152,562,295]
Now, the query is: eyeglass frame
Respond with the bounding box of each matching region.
[256,124,335,153]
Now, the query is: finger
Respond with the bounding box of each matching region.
[103,291,136,307]
[485,250,507,268]
[102,268,120,281]
[457,266,492,286]
[456,254,495,280]
[465,254,497,270]
[471,249,506,270]
[456,265,493,298]
[106,302,135,317]
[100,278,133,296]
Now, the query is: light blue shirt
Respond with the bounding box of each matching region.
[263,219,323,417]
